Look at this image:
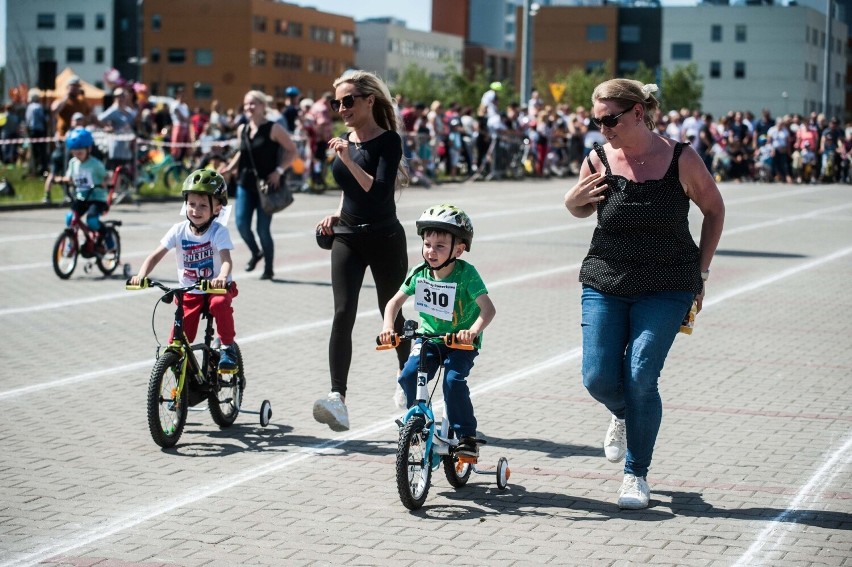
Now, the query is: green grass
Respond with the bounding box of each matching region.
[0,163,178,207]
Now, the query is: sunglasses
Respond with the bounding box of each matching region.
[592,107,632,129]
[330,94,367,112]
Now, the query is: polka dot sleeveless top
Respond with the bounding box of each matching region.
[579,142,703,296]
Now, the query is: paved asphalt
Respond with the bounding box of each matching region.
[0,178,850,566]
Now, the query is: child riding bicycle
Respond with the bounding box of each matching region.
[58,128,113,253]
[379,204,496,460]
[129,169,240,372]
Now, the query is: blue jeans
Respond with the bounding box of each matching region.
[235,184,273,270]
[398,339,479,438]
[581,286,694,478]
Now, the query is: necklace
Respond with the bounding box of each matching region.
[625,153,647,166]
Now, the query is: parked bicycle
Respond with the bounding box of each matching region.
[126,277,272,448]
[51,182,128,280]
[377,320,510,510]
[136,143,190,190]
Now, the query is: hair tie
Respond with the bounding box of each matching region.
[641,83,659,99]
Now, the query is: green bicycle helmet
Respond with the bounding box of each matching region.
[181,168,228,206]
[416,204,474,251]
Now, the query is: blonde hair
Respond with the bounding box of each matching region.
[591,79,660,131]
[244,90,271,108]
[333,69,409,188]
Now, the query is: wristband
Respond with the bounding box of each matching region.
[275,166,285,175]
[700,270,710,281]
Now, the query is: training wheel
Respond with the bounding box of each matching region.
[123,263,132,278]
[259,399,272,427]
[496,457,510,490]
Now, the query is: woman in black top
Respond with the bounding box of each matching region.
[564,79,725,510]
[220,90,297,280]
[313,70,411,432]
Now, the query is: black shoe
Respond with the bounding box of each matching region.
[260,269,274,280]
[456,436,480,459]
[246,252,263,272]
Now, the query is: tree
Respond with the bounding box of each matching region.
[660,63,703,112]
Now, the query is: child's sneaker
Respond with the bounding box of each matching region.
[456,436,479,462]
[313,392,349,431]
[218,345,238,373]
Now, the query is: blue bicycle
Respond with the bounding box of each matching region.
[378,320,510,510]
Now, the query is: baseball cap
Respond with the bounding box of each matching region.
[68,75,82,86]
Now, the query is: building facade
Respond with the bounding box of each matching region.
[355,18,463,86]
[141,0,356,109]
[6,0,115,91]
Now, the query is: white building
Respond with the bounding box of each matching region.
[662,5,847,118]
[6,0,115,91]
[356,18,463,86]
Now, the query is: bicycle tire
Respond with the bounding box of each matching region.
[96,226,121,276]
[396,414,432,510]
[147,350,188,448]
[442,455,472,488]
[208,342,244,428]
[52,231,78,279]
[164,164,189,190]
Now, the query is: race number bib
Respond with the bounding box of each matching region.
[73,170,94,189]
[414,279,456,321]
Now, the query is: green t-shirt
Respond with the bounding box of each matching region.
[65,156,108,203]
[401,259,488,349]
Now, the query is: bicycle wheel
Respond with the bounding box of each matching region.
[443,455,472,488]
[164,164,189,190]
[208,342,244,428]
[147,350,188,448]
[96,226,121,276]
[396,414,432,510]
[52,231,78,279]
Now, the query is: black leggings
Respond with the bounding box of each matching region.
[329,223,410,396]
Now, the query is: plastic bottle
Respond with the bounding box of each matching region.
[679,300,698,335]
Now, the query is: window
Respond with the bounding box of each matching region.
[95,47,104,64]
[167,49,186,64]
[96,14,105,30]
[811,64,817,82]
[587,25,606,42]
[67,47,84,63]
[37,13,55,29]
[195,49,213,66]
[193,83,213,99]
[586,60,605,72]
[619,60,640,73]
[253,15,267,32]
[710,61,721,78]
[151,48,160,64]
[166,83,185,98]
[711,25,722,42]
[671,43,692,60]
[620,25,640,43]
[734,61,745,79]
[341,31,355,47]
[67,14,84,30]
[37,47,55,61]
[152,15,161,31]
[250,49,266,66]
[311,26,336,43]
[735,25,746,42]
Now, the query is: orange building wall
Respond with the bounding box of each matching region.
[141,0,355,110]
[432,0,468,37]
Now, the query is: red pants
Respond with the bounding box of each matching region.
[170,283,238,344]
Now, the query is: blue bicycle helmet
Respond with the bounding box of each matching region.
[285,86,300,97]
[66,128,94,150]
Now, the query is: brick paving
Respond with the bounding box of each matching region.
[0,178,850,566]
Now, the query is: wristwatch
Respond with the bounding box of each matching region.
[700,269,710,281]
[275,166,285,175]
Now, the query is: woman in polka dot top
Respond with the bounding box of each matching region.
[563,78,725,510]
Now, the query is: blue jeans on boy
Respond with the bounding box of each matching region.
[235,184,273,267]
[580,285,694,479]
[398,339,479,438]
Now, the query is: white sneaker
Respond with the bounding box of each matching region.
[618,474,650,509]
[393,383,407,410]
[604,415,626,463]
[313,392,349,431]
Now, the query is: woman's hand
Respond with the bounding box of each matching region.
[695,284,706,313]
[328,137,353,166]
[316,214,340,235]
[564,171,608,213]
[266,169,283,190]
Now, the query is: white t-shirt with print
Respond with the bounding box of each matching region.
[161,220,234,288]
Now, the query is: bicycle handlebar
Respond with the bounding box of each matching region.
[375,331,475,351]
[125,277,229,295]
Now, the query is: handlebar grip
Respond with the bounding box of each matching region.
[125,277,150,291]
[199,280,228,294]
[445,334,475,350]
[375,334,400,350]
